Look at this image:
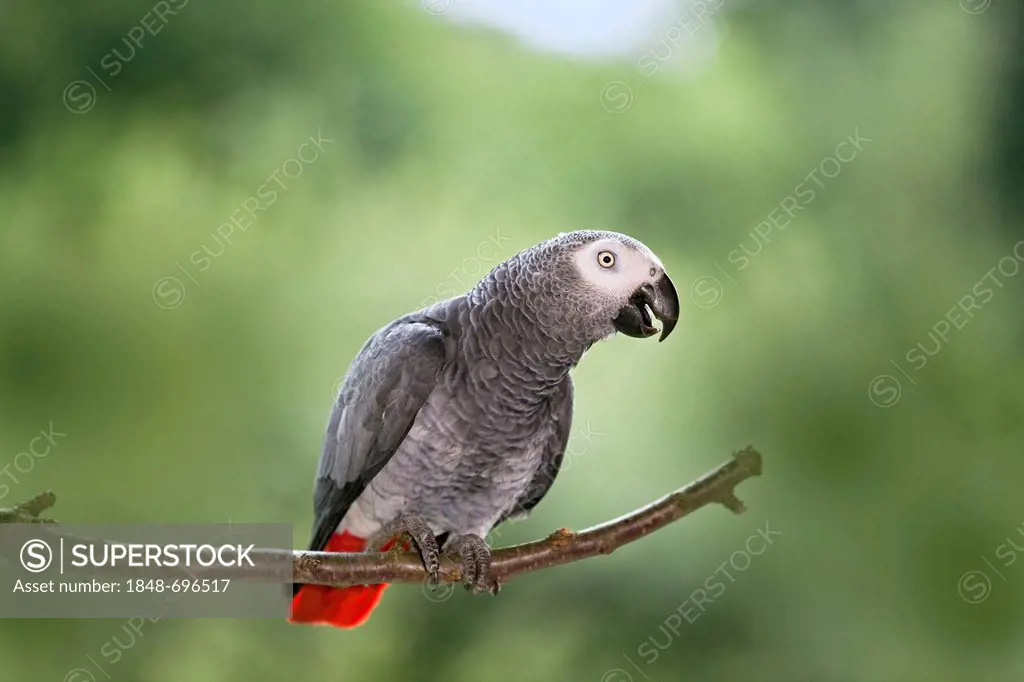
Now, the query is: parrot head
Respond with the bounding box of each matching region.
[563,231,679,343]
[504,230,679,346]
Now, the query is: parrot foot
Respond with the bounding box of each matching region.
[368,512,441,583]
[445,534,494,595]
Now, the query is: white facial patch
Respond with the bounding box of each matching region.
[571,235,664,300]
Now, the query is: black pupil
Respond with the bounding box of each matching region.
[602,254,611,264]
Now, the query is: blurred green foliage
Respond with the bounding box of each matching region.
[1,1,1023,680]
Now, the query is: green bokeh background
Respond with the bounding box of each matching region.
[2,1,1023,680]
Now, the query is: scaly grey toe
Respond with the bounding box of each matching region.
[368,512,441,583]
[446,533,493,595]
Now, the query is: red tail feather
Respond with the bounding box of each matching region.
[289,531,390,628]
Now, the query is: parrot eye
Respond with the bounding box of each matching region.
[597,251,616,268]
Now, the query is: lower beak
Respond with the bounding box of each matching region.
[612,273,680,342]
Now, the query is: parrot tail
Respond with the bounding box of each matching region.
[289,531,390,628]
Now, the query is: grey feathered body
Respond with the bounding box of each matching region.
[309,240,600,551]
[343,346,570,540]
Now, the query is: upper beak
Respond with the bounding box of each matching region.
[612,273,680,342]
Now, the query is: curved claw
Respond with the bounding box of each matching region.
[445,534,493,594]
[368,512,441,582]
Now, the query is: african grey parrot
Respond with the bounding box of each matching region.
[290,230,679,627]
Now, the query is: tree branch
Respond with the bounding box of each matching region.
[0,447,762,589]
[0,491,57,524]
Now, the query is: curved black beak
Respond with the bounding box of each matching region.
[612,273,680,342]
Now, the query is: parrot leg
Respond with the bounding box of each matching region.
[367,512,441,583]
[445,534,495,595]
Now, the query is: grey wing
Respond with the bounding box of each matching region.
[306,319,448,555]
[494,374,574,526]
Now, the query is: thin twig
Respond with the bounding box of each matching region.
[0,491,56,524]
[0,447,762,589]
